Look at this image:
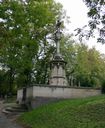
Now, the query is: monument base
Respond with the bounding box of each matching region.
[49,54,68,86]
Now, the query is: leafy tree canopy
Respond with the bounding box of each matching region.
[0,0,64,91]
[76,0,105,43]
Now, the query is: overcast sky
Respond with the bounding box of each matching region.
[55,0,105,54]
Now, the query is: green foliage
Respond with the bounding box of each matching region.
[0,0,63,91]
[19,95,105,128]
[75,44,104,87]
[82,0,105,43]
[61,36,105,87]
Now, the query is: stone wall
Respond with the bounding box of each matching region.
[17,85,101,105]
[33,86,101,98]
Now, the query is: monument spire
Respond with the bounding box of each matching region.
[55,20,62,54]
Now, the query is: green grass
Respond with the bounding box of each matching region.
[19,95,105,128]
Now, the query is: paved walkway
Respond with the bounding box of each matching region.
[0,101,23,128]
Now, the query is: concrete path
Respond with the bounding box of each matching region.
[0,101,23,128]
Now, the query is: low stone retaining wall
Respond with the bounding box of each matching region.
[17,85,102,107]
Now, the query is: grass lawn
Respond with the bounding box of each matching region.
[19,95,105,128]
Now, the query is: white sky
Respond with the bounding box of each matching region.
[55,0,105,54]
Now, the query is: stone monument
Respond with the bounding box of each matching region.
[17,21,101,107]
[49,20,68,86]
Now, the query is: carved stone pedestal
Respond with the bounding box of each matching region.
[49,54,68,86]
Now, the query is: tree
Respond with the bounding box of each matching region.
[61,35,105,87]
[74,43,105,87]
[60,34,77,86]
[0,0,64,92]
[76,0,105,43]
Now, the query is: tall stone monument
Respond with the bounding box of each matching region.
[49,20,68,86]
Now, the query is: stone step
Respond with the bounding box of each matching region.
[2,104,28,116]
[12,105,28,110]
[12,105,24,109]
[2,108,24,117]
[2,109,12,114]
[5,107,27,112]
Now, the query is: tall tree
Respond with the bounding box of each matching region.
[61,36,105,87]
[0,0,64,91]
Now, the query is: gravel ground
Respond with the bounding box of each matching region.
[0,100,23,128]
